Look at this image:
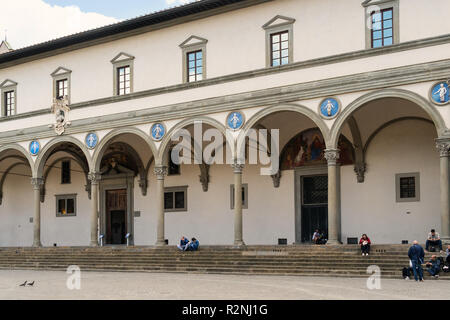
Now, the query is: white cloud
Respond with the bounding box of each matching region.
[0,0,119,49]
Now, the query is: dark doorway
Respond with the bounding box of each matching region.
[106,189,127,245]
[301,175,328,243]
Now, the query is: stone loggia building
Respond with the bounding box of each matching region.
[0,0,449,247]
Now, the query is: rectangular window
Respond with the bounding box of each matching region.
[396,173,420,202]
[117,66,131,95]
[164,186,188,212]
[187,50,203,82]
[56,194,77,217]
[230,184,248,209]
[4,90,15,116]
[56,79,68,99]
[271,31,289,67]
[371,8,394,48]
[61,161,71,184]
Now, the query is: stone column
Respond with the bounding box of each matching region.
[437,139,450,244]
[88,172,101,247]
[232,162,245,246]
[154,166,168,246]
[31,178,44,247]
[325,149,341,245]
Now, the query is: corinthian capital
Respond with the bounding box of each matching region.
[436,139,450,157]
[31,178,44,189]
[154,166,168,180]
[231,162,244,174]
[324,149,340,166]
[88,172,102,184]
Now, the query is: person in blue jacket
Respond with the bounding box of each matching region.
[186,238,199,251]
[408,240,425,282]
[177,236,189,251]
[426,255,441,278]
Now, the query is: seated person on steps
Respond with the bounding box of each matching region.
[177,236,189,251]
[426,229,443,252]
[185,237,200,252]
[426,255,441,279]
[359,234,371,256]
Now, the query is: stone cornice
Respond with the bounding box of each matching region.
[1,33,450,125]
[0,58,450,145]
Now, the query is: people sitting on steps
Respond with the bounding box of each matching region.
[359,234,371,256]
[426,255,441,279]
[185,238,200,252]
[177,236,189,251]
[408,240,425,282]
[312,229,320,244]
[425,229,443,252]
[447,245,450,265]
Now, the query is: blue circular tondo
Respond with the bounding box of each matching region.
[85,133,99,149]
[319,98,340,119]
[151,123,166,141]
[227,112,244,130]
[29,140,40,156]
[430,82,449,105]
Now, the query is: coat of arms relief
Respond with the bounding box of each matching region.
[49,96,71,135]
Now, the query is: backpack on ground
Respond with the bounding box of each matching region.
[402,267,412,279]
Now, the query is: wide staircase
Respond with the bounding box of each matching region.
[0,245,448,280]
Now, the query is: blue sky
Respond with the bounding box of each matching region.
[44,0,185,19]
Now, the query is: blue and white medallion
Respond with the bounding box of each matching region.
[29,140,40,156]
[227,111,244,130]
[319,98,340,119]
[151,123,166,141]
[430,81,449,105]
[85,132,99,150]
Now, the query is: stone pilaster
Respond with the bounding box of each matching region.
[436,139,450,244]
[154,166,168,246]
[31,178,44,247]
[232,162,245,246]
[324,149,342,245]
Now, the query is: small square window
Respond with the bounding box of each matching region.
[396,173,420,203]
[164,186,188,212]
[230,184,248,210]
[56,194,77,217]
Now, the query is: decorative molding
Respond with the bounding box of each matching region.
[347,116,365,183]
[0,79,18,88]
[1,60,450,144]
[179,35,208,48]
[436,139,450,157]
[154,166,168,180]
[50,67,72,77]
[199,163,210,192]
[271,170,281,188]
[324,149,340,166]
[354,163,367,183]
[262,15,296,29]
[88,172,102,184]
[232,162,244,174]
[31,177,44,189]
[110,52,135,64]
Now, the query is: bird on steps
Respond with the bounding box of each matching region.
[19,281,27,287]
[27,281,35,287]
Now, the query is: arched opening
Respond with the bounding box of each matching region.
[0,145,34,247]
[238,107,332,244]
[34,138,91,246]
[93,130,155,246]
[332,93,441,244]
[158,117,233,245]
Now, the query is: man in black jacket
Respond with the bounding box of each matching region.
[408,240,425,282]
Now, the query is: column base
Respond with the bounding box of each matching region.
[234,240,246,247]
[90,241,99,247]
[155,240,168,246]
[33,241,42,248]
[326,239,342,245]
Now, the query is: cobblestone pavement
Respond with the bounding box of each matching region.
[0,270,449,300]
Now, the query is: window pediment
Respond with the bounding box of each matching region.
[0,79,17,88]
[262,15,296,30]
[51,67,72,77]
[110,52,135,64]
[179,35,208,49]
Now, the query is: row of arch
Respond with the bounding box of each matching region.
[0,88,447,179]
